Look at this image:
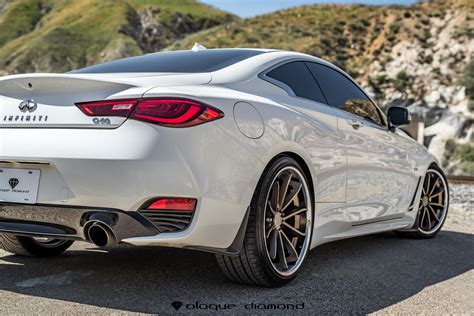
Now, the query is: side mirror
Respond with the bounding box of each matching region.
[387,106,411,129]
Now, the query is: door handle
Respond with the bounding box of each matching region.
[347,119,364,128]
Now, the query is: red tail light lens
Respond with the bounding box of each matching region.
[146,198,197,211]
[75,98,223,127]
[76,99,137,117]
[130,98,222,127]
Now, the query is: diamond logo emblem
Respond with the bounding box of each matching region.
[8,178,19,190]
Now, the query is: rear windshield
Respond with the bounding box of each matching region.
[71,49,265,74]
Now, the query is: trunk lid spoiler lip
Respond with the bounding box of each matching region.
[0,72,213,89]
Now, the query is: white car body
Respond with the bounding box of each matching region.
[0,49,438,254]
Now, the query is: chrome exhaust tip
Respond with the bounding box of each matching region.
[86,222,116,247]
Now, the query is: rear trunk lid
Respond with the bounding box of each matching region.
[0,73,211,129]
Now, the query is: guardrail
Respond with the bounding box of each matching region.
[447,175,474,184]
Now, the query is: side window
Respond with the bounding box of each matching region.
[265,61,327,104]
[306,62,384,126]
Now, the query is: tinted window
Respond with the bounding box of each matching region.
[71,49,265,74]
[306,62,384,125]
[266,61,327,104]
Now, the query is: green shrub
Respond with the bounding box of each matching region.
[389,23,400,34]
[361,19,371,27]
[460,62,474,99]
[444,139,456,161]
[459,144,474,162]
[460,161,474,176]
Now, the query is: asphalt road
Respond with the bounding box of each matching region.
[0,186,472,315]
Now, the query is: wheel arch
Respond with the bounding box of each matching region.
[265,151,316,206]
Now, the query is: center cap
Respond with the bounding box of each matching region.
[422,196,429,207]
[274,213,283,229]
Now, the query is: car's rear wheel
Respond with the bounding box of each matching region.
[216,156,313,287]
[0,234,73,257]
[398,167,449,238]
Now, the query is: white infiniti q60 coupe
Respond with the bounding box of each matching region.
[0,48,449,287]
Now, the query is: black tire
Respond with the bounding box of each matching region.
[0,234,73,257]
[216,156,313,287]
[396,166,449,239]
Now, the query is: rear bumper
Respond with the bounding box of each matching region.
[0,202,158,241]
[0,202,249,255]
[0,120,265,250]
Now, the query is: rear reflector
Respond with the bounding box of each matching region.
[75,98,223,127]
[146,198,197,211]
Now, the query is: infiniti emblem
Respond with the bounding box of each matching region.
[19,99,38,113]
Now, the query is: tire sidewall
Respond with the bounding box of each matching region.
[18,237,73,257]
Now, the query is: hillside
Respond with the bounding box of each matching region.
[0,0,234,74]
[169,0,474,175]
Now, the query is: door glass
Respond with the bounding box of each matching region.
[266,61,327,104]
[306,62,384,125]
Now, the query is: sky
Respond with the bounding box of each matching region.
[200,0,419,18]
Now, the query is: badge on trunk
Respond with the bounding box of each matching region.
[19,99,38,113]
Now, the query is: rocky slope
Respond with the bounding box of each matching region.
[0,0,472,175]
[0,0,234,74]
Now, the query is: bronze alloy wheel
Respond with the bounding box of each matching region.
[417,168,449,235]
[215,156,313,286]
[263,166,312,276]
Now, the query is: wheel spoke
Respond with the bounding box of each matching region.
[267,201,276,215]
[283,221,306,237]
[429,178,440,196]
[426,207,432,230]
[282,208,307,221]
[278,172,292,210]
[426,173,431,195]
[281,181,302,212]
[420,207,427,228]
[430,187,445,199]
[268,229,278,259]
[266,225,275,239]
[428,205,440,222]
[270,181,280,211]
[277,231,288,270]
[430,202,444,208]
[281,231,299,262]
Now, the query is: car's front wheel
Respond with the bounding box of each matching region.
[398,167,449,238]
[216,156,313,287]
[0,234,74,257]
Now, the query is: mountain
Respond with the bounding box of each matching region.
[0,0,472,175]
[0,0,234,74]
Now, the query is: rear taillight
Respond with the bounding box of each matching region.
[75,99,137,117]
[75,98,223,127]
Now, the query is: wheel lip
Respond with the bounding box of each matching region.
[262,165,313,277]
[417,168,449,235]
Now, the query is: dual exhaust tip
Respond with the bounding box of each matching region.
[83,213,117,247]
[86,222,116,247]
